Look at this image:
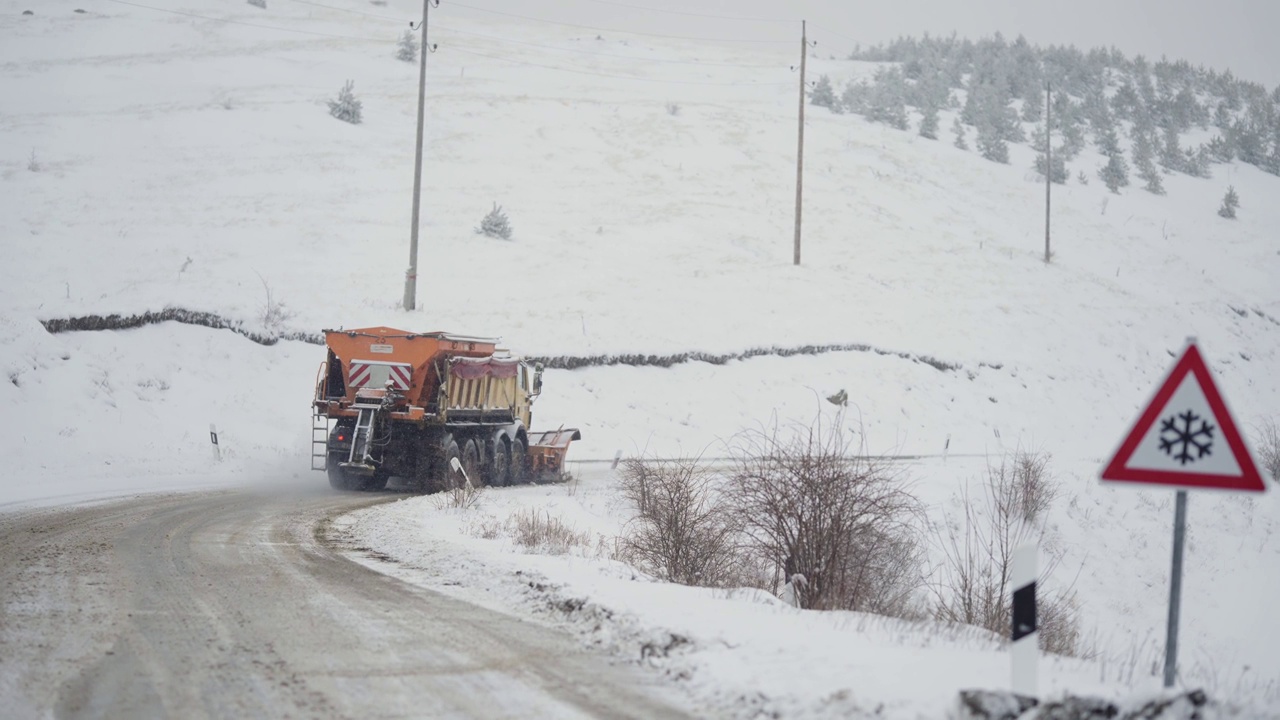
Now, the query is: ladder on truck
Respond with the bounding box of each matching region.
[311,362,330,471]
[311,411,330,470]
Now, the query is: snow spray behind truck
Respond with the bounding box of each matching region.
[311,327,579,491]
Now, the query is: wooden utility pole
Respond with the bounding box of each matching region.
[402,0,432,311]
[1044,81,1051,264]
[793,20,806,266]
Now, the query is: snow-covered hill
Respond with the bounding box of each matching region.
[2,0,1277,716]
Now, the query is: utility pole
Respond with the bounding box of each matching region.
[402,0,433,311]
[1044,81,1051,264]
[793,20,806,266]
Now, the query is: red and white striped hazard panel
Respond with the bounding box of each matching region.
[348,360,412,390]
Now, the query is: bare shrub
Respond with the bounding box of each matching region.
[254,272,294,333]
[618,457,743,587]
[931,453,1087,656]
[1254,418,1280,484]
[1011,448,1057,522]
[1039,591,1093,659]
[434,473,484,511]
[27,149,39,172]
[508,510,589,555]
[724,413,926,616]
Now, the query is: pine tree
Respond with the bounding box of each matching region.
[396,30,418,63]
[1098,151,1130,194]
[976,119,1009,164]
[327,80,362,124]
[952,117,968,150]
[918,103,940,139]
[1132,130,1164,195]
[1218,185,1239,219]
[1186,145,1211,179]
[1213,102,1233,130]
[1207,134,1234,163]
[1031,125,1066,183]
[810,75,838,111]
[1093,107,1121,155]
[1158,126,1184,173]
[866,68,909,130]
[840,81,868,116]
[476,203,513,239]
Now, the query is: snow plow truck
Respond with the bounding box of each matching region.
[312,327,579,491]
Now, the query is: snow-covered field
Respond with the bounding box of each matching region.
[2,0,1278,716]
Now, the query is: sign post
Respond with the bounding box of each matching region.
[1101,339,1266,688]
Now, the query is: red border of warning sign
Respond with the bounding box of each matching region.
[1101,343,1266,492]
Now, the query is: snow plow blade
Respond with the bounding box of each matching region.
[527,428,582,479]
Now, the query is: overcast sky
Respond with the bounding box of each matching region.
[469,0,1280,87]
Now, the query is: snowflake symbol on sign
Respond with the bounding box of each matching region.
[1158,410,1215,465]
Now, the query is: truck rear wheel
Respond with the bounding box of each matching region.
[327,454,356,491]
[441,439,462,489]
[460,439,483,487]
[509,438,528,485]
[488,438,510,487]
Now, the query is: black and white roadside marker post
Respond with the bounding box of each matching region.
[1101,338,1266,688]
[1011,542,1037,696]
[209,423,221,462]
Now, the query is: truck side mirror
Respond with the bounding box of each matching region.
[532,364,544,395]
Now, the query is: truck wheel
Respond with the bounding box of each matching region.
[442,439,462,489]
[327,454,354,491]
[488,438,510,487]
[461,439,483,487]
[363,468,390,492]
[509,438,529,485]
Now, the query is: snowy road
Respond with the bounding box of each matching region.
[0,487,692,719]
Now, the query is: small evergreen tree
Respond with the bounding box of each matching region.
[1132,130,1164,195]
[976,120,1009,164]
[1158,126,1184,173]
[1059,112,1086,160]
[1094,114,1122,156]
[810,75,838,111]
[1098,151,1130,194]
[840,80,868,116]
[328,80,362,124]
[952,117,968,150]
[918,103,940,139]
[396,30,418,63]
[1184,145,1212,178]
[1077,170,1089,185]
[476,202,513,239]
[1031,125,1066,183]
[1218,186,1239,219]
[1206,134,1234,163]
[866,67,910,130]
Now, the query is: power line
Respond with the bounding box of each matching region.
[278,0,413,23]
[447,45,790,86]
[436,24,785,68]
[446,0,792,44]
[568,0,793,23]
[103,0,389,42]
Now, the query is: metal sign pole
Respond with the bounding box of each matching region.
[1163,489,1188,688]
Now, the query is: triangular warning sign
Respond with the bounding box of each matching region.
[1102,342,1266,491]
